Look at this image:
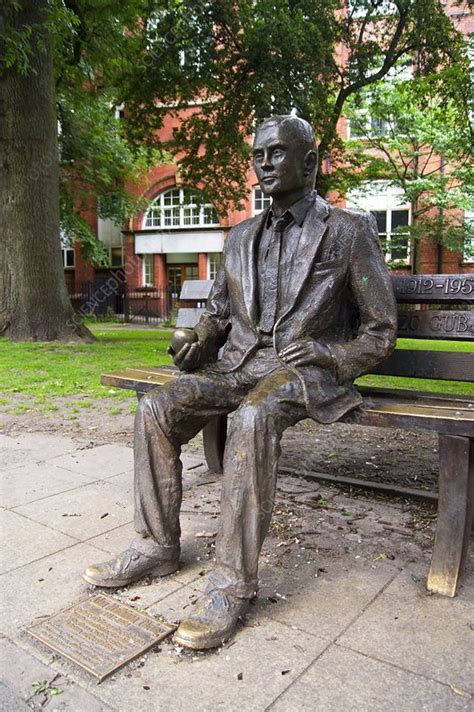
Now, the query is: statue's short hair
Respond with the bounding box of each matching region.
[258,115,316,153]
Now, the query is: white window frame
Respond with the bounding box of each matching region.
[207,252,222,280]
[60,229,75,268]
[143,188,219,230]
[142,254,154,286]
[253,187,271,215]
[62,248,75,268]
[346,181,411,265]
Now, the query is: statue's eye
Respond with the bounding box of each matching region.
[272,149,284,158]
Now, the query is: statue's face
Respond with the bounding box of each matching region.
[253,122,308,198]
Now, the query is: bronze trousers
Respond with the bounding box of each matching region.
[132,349,308,598]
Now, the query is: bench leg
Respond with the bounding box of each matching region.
[427,435,473,597]
[202,415,227,474]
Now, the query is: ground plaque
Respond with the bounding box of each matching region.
[26,594,176,682]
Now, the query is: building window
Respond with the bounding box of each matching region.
[142,254,154,286]
[143,188,219,229]
[346,181,411,266]
[97,212,123,266]
[62,248,75,268]
[371,209,410,262]
[348,111,390,139]
[110,247,124,267]
[253,187,271,215]
[60,229,75,268]
[208,252,222,280]
[186,265,199,280]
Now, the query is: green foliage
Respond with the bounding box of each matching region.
[2,0,470,225]
[1,0,163,264]
[0,327,174,411]
[343,64,473,252]
[121,0,468,211]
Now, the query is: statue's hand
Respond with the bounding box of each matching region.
[279,339,333,369]
[172,341,202,372]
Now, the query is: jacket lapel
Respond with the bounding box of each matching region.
[240,209,268,324]
[282,195,331,316]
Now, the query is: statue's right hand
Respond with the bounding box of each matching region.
[172,341,202,371]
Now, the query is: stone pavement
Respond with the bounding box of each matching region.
[1,431,472,711]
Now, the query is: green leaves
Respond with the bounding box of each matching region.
[342,64,472,252]
[3,0,470,237]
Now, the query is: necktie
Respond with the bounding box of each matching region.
[259,213,292,334]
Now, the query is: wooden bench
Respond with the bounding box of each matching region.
[102,274,474,597]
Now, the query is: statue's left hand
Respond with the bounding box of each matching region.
[173,341,202,372]
[279,339,333,369]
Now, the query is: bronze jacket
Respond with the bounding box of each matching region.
[195,192,397,423]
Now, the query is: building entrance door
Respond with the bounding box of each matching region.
[167,264,198,298]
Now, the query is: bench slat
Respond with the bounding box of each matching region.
[353,403,474,437]
[392,274,474,304]
[102,367,178,391]
[397,310,474,340]
[356,385,473,404]
[370,350,474,382]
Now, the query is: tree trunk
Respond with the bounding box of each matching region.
[0,0,95,342]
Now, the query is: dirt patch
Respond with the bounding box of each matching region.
[0,392,439,494]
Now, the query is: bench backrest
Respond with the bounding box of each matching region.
[371,274,473,382]
[176,276,474,382]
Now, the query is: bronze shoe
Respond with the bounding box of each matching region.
[82,548,179,588]
[174,589,249,650]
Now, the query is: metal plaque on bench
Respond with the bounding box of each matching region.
[26,594,176,682]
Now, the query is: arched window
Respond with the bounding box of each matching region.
[143,187,219,229]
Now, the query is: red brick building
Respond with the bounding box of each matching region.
[65,2,473,299]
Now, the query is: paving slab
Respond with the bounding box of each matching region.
[50,444,134,479]
[338,565,474,691]
[88,614,328,712]
[0,637,113,711]
[112,574,186,610]
[13,479,133,540]
[270,643,472,712]
[253,559,399,641]
[0,542,111,639]
[2,432,473,711]
[147,582,206,624]
[0,509,78,574]
[0,433,82,471]
[1,462,96,509]
[86,521,137,555]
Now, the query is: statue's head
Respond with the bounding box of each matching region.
[252,115,318,200]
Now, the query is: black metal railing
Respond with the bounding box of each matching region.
[67,279,178,324]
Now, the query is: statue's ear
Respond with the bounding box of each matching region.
[303,150,317,177]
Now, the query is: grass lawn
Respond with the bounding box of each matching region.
[0,329,472,415]
[0,327,174,413]
[356,337,474,395]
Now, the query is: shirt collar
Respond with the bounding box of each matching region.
[266,190,316,229]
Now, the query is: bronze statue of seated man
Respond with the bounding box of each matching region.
[84,115,397,650]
